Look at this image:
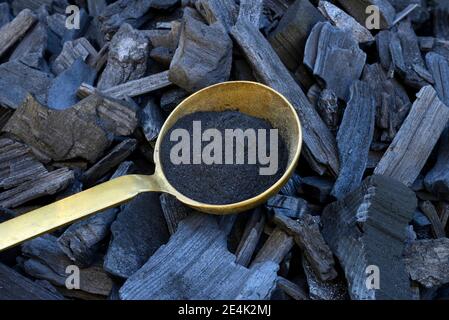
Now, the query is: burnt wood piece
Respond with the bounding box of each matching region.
[436,202,449,230]
[389,0,428,24]
[404,238,449,288]
[82,139,137,186]
[302,258,348,300]
[0,3,12,28]
[322,175,417,300]
[419,37,449,62]
[279,173,302,197]
[266,194,312,219]
[362,63,411,145]
[11,0,67,16]
[78,71,172,100]
[22,235,113,296]
[87,0,107,17]
[273,213,337,281]
[318,1,374,43]
[145,21,181,50]
[433,1,449,40]
[52,37,98,75]
[98,23,149,90]
[150,46,174,67]
[2,94,138,163]
[98,0,153,40]
[376,21,432,89]
[104,193,169,279]
[235,208,265,267]
[304,22,367,101]
[140,99,165,142]
[0,167,74,209]
[300,176,333,203]
[316,89,339,133]
[9,22,47,70]
[0,138,47,190]
[393,4,419,25]
[119,214,279,300]
[58,162,134,268]
[418,201,446,239]
[160,87,188,113]
[374,86,449,187]
[251,227,294,266]
[159,193,191,235]
[0,262,63,300]
[268,0,325,72]
[277,277,309,300]
[0,9,37,58]
[47,59,97,110]
[0,61,53,109]
[195,0,238,31]
[169,8,232,93]
[332,81,375,199]
[231,17,339,176]
[0,107,13,130]
[336,0,396,29]
[425,129,449,198]
[425,52,449,106]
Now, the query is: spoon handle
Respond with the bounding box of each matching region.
[0,174,162,252]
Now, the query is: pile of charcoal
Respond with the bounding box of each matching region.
[1,0,449,300]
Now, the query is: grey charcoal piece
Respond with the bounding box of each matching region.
[266,194,312,219]
[322,175,417,300]
[52,37,98,74]
[304,22,367,101]
[160,87,188,113]
[98,23,149,90]
[9,22,47,70]
[268,0,325,71]
[22,235,113,296]
[104,193,170,279]
[169,8,232,93]
[47,59,97,110]
[119,214,279,300]
[0,9,37,58]
[0,263,63,300]
[159,193,191,235]
[0,61,53,109]
[195,0,238,32]
[425,52,449,106]
[0,3,12,28]
[332,81,376,199]
[140,99,166,142]
[425,128,449,197]
[404,238,449,288]
[374,86,449,187]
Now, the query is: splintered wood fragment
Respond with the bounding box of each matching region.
[195,0,238,31]
[2,94,138,163]
[0,168,74,209]
[52,38,98,74]
[393,4,419,25]
[235,208,265,267]
[79,72,171,100]
[277,277,309,300]
[231,18,339,176]
[57,161,134,268]
[0,9,37,58]
[9,22,47,70]
[322,176,417,300]
[318,1,374,43]
[304,22,367,101]
[374,86,449,187]
[425,52,449,106]
[82,139,137,186]
[0,263,63,300]
[336,0,396,29]
[332,81,375,199]
[159,193,191,235]
[0,138,47,189]
[119,214,279,300]
[251,227,294,267]
[22,235,113,296]
[273,213,337,281]
[268,0,325,71]
[419,201,446,239]
[404,238,449,288]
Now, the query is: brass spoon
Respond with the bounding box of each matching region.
[0,81,302,252]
